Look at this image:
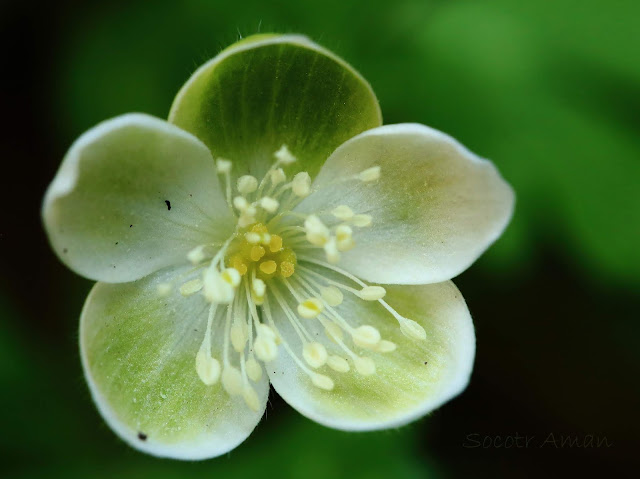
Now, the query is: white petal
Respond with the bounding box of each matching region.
[43,114,235,283]
[267,279,474,430]
[80,265,268,459]
[296,123,514,284]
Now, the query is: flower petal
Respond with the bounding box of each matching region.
[169,34,382,179]
[43,113,235,282]
[267,278,474,430]
[296,123,515,284]
[80,265,268,460]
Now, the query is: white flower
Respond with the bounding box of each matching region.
[42,34,514,460]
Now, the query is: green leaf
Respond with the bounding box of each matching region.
[169,34,382,180]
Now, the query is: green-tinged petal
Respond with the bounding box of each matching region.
[43,114,235,283]
[267,276,474,430]
[169,34,381,179]
[80,266,268,459]
[295,123,514,284]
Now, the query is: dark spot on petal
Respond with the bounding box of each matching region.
[115,242,119,245]
[424,361,428,365]
[130,225,133,228]
[165,200,171,210]
[63,248,68,254]
[138,432,147,441]
[189,193,193,197]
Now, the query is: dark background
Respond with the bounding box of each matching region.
[1,0,638,477]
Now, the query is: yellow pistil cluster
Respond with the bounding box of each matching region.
[226,223,297,280]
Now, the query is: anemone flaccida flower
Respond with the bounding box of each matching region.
[43,34,514,459]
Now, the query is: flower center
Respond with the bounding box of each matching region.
[157,145,426,411]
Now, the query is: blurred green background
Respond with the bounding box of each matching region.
[1,0,638,477]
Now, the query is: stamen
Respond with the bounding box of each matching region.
[352,325,382,349]
[331,205,354,221]
[335,225,355,252]
[195,304,221,385]
[179,278,203,296]
[352,214,372,227]
[320,286,343,306]
[292,172,311,197]
[323,237,340,264]
[222,365,244,395]
[304,215,330,246]
[358,286,386,301]
[216,158,232,174]
[216,158,233,208]
[245,354,262,382]
[274,144,297,165]
[297,259,427,341]
[270,167,286,185]
[237,175,258,194]
[327,355,350,373]
[297,297,324,319]
[259,196,279,213]
[302,342,328,368]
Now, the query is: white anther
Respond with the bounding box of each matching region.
[246,356,263,382]
[324,237,340,264]
[354,356,376,376]
[270,167,286,185]
[243,384,261,411]
[358,166,381,182]
[237,175,258,194]
[257,323,277,340]
[376,340,397,353]
[233,196,249,211]
[245,232,261,244]
[203,268,235,304]
[252,278,266,304]
[254,336,278,362]
[332,205,354,221]
[157,283,171,296]
[324,322,344,343]
[303,342,328,368]
[187,245,208,264]
[358,286,386,301]
[304,215,330,246]
[216,158,232,174]
[321,286,343,306]
[311,373,334,390]
[335,224,355,252]
[221,268,241,287]
[352,325,381,349]
[179,278,203,297]
[297,298,324,319]
[221,366,244,395]
[274,144,296,165]
[195,351,221,385]
[353,214,372,227]
[259,196,279,213]
[327,355,350,373]
[292,172,311,197]
[400,319,427,340]
[230,324,247,352]
[238,212,257,228]
[254,323,278,361]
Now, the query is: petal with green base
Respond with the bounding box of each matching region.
[296,123,515,285]
[267,278,475,431]
[80,265,268,460]
[169,34,382,180]
[43,114,235,283]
